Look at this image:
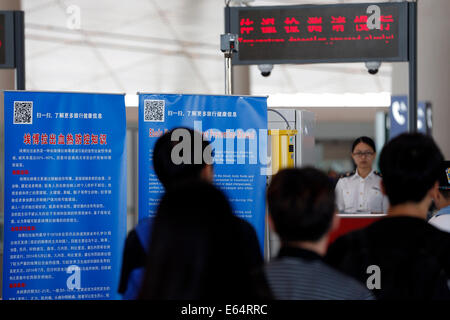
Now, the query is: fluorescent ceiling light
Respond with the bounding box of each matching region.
[268,92,391,108]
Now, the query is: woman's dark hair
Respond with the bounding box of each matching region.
[153,127,211,189]
[138,181,270,300]
[267,167,336,242]
[351,136,376,153]
[379,133,443,206]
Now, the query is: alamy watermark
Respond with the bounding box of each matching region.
[66,4,81,30]
[366,265,381,290]
[366,5,382,30]
[154,122,273,175]
[66,264,81,290]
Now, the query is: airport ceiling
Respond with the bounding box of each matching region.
[22,0,393,105]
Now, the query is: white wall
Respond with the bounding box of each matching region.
[418,0,450,158]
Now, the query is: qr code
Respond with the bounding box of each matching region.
[13,101,33,124]
[144,99,165,122]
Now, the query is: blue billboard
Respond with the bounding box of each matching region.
[3,91,127,300]
[138,94,268,252]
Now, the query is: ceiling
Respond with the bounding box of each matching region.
[22,0,393,120]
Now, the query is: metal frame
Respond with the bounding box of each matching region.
[0,11,25,90]
[407,1,417,132]
[13,11,25,90]
[224,2,419,260]
[223,2,418,128]
[0,11,16,69]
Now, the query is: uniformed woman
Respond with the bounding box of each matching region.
[335,136,388,214]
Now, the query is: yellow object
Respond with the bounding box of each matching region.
[268,129,298,175]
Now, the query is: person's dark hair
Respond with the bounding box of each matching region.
[352,136,376,153]
[267,167,336,242]
[153,127,211,189]
[440,189,450,199]
[379,133,444,206]
[138,181,270,300]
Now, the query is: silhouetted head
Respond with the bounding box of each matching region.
[267,167,336,243]
[153,127,213,189]
[379,133,443,206]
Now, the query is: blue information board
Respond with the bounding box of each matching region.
[2,91,127,300]
[138,94,268,252]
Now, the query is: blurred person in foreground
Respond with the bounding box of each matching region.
[428,161,450,233]
[264,167,375,300]
[138,180,272,300]
[326,133,450,299]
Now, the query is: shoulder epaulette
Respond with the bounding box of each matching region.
[339,170,355,179]
[374,171,382,177]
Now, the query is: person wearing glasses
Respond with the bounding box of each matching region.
[335,136,388,214]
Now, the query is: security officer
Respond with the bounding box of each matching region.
[335,136,388,214]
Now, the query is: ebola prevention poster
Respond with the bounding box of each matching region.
[2,91,127,300]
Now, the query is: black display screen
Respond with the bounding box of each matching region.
[0,11,15,68]
[228,2,408,65]
[0,14,5,65]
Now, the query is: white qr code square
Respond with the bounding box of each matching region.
[13,101,33,124]
[144,99,165,122]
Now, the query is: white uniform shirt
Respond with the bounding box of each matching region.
[428,206,450,233]
[335,170,389,214]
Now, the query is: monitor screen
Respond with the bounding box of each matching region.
[228,2,408,65]
[0,14,6,65]
[0,11,16,69]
